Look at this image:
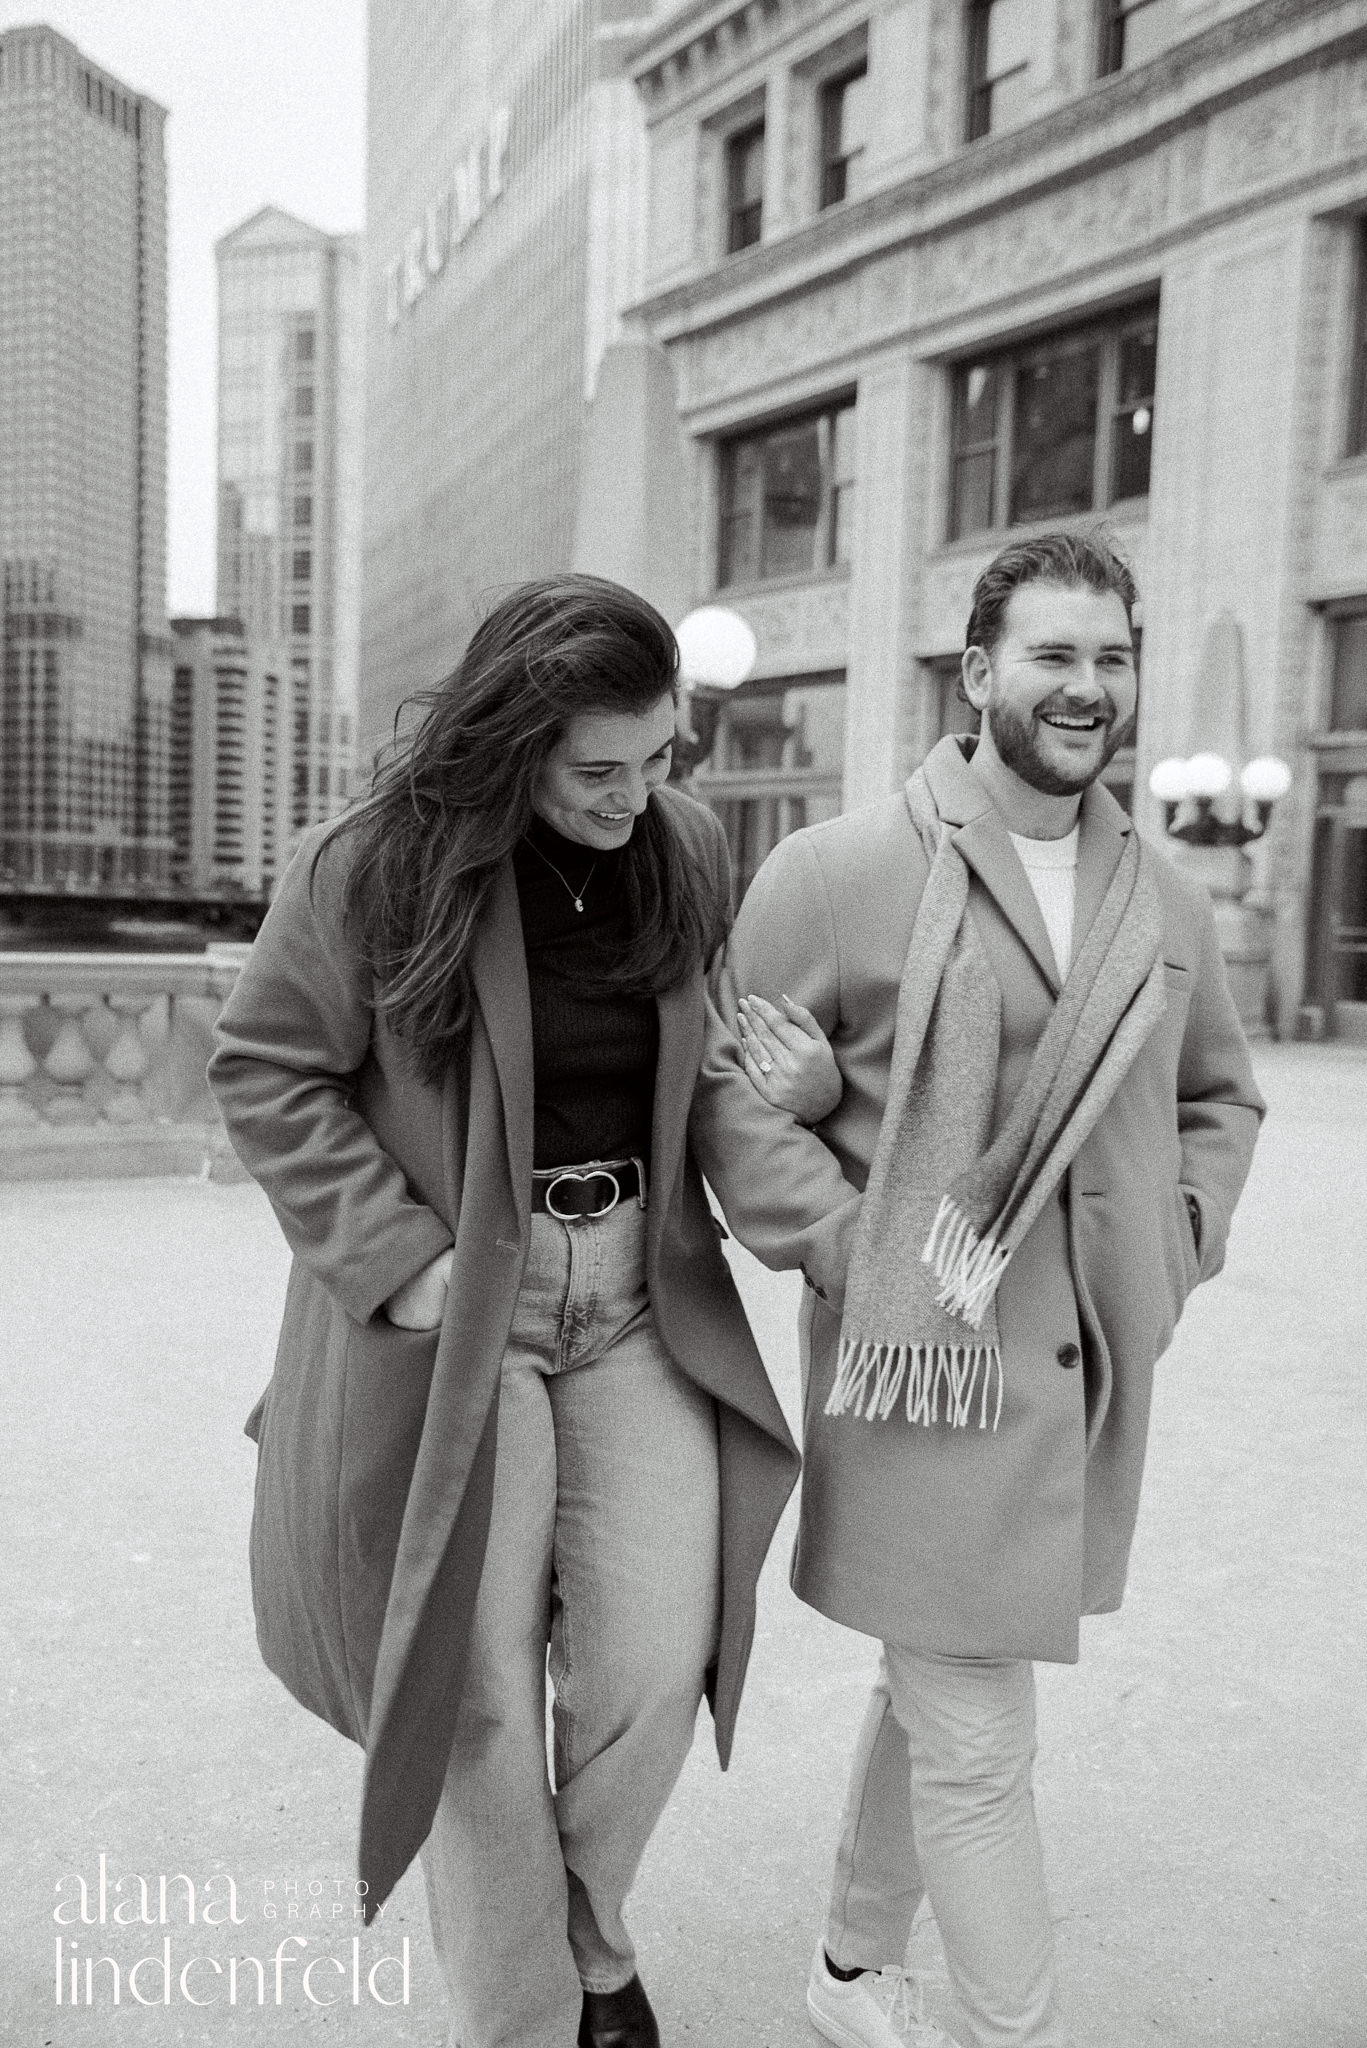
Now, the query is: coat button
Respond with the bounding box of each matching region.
[1056,1342,1081,1370]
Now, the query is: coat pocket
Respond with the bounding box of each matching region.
[1173,1183,1201,1293]
[338,1319,441,1579]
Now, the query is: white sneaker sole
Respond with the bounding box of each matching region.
[807,1984,881,2048]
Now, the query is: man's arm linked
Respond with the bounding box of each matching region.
[690,830,862,1308]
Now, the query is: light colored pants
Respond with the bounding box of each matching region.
[825,1648,1066,2048]
[421,1198,721,2048]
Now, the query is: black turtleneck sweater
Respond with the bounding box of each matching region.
[511,817,659,1171]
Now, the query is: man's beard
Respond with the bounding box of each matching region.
[986,696,1133,797]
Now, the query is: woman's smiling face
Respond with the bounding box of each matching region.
[531,693,677,849]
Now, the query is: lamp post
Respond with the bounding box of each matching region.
[1147,750,1292,1035]
[670,605,758,776]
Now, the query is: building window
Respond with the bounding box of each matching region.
[295,385,314,419]
[967,0,1040,141]
[719,401,857,587]
[1097,0,1177,75]
[291,604,311,636]
[295,326,315,364]
[293,495,312,530]
[948,302,1158,540]
[690,672,847,899]
[294,442,313,476]
[292,550,311,583]
[1330,612,1367,732]
[726,124,765,253]
[820,65,868,208]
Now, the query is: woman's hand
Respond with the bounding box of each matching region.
[384,1247,454,1329]
[736,993,842,1126]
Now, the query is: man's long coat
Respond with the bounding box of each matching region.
[208,786,799,1914]
[692,737,1263,1663]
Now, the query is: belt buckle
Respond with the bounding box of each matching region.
[544,1166,620,1223]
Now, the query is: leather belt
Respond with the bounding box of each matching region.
[531,1156,647,1222]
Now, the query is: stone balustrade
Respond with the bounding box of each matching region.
[0,947,252,1179]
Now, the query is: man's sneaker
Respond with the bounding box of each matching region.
[806,1941,955,2048]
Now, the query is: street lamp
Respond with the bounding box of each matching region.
[671,605,758,775]
[1148,751,1291,847]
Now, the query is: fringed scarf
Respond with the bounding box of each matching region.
[826,768,1169,1433]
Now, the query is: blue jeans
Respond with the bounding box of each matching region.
[826,1648,1066,2047]
[420,1198,721,2048]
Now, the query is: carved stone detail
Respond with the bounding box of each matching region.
[732,578,852,676]
[1207,75,1316,199]
[682,268,869,403]
[917,153,1162,317]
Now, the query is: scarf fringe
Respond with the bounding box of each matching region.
[922,1194,1013,1331]
[825,1337,1004,1431]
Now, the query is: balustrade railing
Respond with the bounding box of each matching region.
[0,948,251,1178]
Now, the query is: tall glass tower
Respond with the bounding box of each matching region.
[0,23,171,894]
[215,209,363,833]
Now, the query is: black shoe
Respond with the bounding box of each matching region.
[578,1975,660,2048]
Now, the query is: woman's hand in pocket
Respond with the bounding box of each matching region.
[736,993,842,1125]
[384,1247,454,1329]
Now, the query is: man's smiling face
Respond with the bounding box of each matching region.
[963,580,1138,798]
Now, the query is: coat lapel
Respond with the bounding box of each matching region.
[1072,777,1131,957]
[920,737,1061,996]
[466,859,534,1216]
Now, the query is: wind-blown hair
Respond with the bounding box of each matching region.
[329,574,729,1083]
[965,529,1139,657]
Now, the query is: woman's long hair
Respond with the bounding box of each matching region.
[330,574,729,1082]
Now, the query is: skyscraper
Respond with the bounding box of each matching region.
[168,615,291,901]
[0,23,171,894]
[215,209,363,832]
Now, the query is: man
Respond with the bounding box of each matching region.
[692,531,1264,2048]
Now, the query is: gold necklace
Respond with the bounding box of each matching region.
[526,837,598,913]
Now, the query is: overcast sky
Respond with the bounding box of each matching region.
[0,0,368,613]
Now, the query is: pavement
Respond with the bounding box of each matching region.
[3,1040,1365,2048]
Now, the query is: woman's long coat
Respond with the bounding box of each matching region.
[208,786,799,1916]
[691,737,1264,1663]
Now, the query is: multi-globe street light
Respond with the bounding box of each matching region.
[1148,751,1292,847]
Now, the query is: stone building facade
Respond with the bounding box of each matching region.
[626,0,1367,1036]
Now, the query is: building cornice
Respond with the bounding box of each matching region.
[629,0,791,87]
[630,0,1367,336]
[0,21,169,117]
[631,0,876,115]
[631,0,874,110]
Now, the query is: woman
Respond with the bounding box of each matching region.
[208,575,835,2048]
